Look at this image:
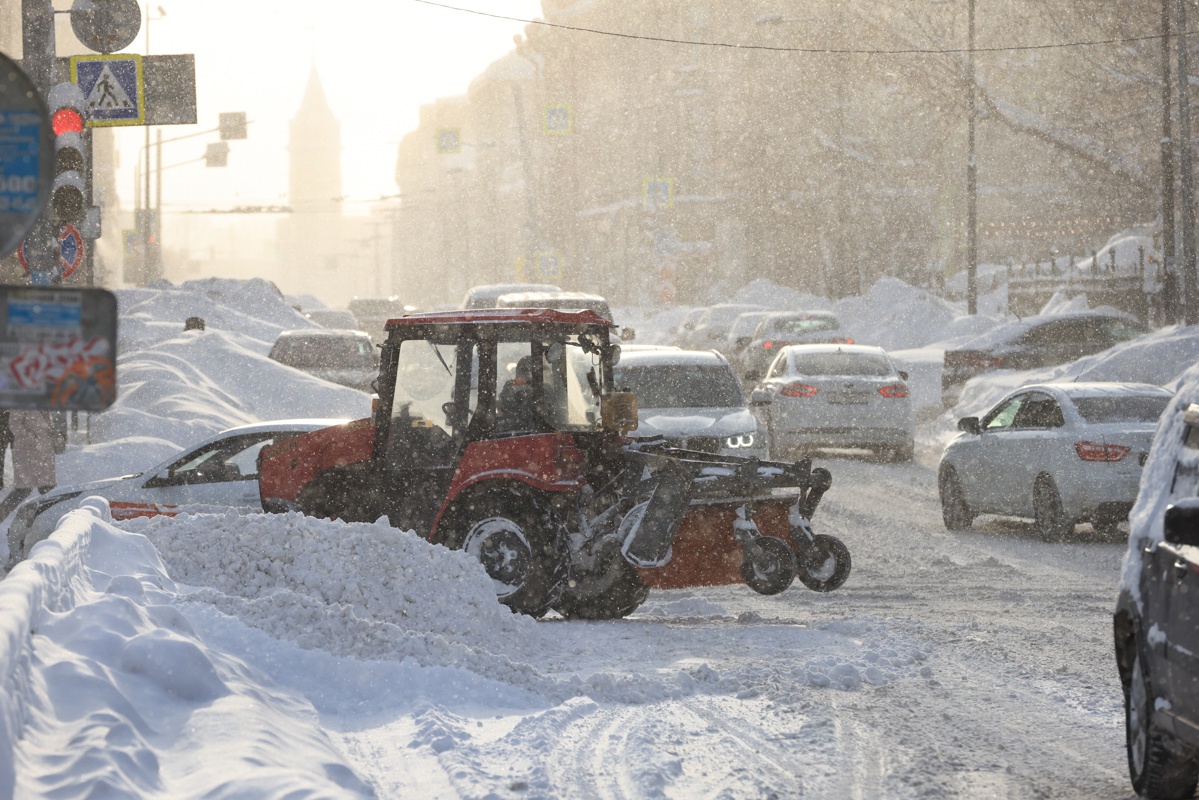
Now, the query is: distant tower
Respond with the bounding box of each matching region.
[281,64,344,300]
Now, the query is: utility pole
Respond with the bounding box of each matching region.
[1177,0,1198,325]
[1161,0,1178,323]
[965,0,978,315]
[20,0,59,283]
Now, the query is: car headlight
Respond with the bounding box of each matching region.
[14,491,84,528]
[725,433,756,449]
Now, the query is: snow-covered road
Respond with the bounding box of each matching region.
[329,454,1133,799]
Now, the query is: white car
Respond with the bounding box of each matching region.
[757,344,915,461]
[6,419,348,566]
[614,349,768,459]
[938,382,1172,541]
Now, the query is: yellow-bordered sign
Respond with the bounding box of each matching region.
[70,54,145,127]
[643,177,674,209]
[544,104,572,135]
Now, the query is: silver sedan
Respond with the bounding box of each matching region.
[938,382,1172,540]
[757,344,915,461]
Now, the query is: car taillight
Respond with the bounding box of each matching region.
[1075,441,1131,462]
[763,341,775,349]
[781,382,819,397]
[966,355,1004,369]
[846,337,854,344]
[878,383,909,398]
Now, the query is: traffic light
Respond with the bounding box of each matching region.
[219,112,247,140]
[204,141,228,167]
[47,82,86,223]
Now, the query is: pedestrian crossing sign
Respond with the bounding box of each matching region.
[70,54,144,127]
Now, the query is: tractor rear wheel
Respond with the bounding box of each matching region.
[442,491,566,618]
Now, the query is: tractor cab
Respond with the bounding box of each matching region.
[376,308,626,471]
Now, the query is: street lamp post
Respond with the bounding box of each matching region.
[1178,0,1199,325]
[141,3,166,283]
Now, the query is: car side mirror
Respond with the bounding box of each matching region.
[601,391,638,433]
[750,389,773,406]
[958,416,981,435]
[897,370,909,381]
[1164,501,1199,547]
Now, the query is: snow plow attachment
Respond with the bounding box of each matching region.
[609,443,849,596]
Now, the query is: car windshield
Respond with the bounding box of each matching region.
[790,352,892,377]
[616,363,744,408]
[1074,395,1170,424]
[729,314,767,338]
[271,337,375,369]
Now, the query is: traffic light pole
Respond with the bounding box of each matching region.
[20,0,61,281]
[20,0,55,92]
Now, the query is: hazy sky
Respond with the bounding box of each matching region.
[110,0,543,215]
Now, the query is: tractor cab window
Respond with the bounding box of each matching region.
[388,340,462,467]
[541,334,605,432]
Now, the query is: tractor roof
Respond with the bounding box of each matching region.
[385,307,614,330]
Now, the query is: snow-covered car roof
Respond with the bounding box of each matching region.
[616,348,729,367]
[954,309,1143,350]
[761,310,838,321]
[778,343,887,357]
[460,283,561,308]
[214,419,351,437]
[1016,381,1173,400]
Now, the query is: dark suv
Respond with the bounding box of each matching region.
[941,310,1147,407]
[1114,399,1199,799]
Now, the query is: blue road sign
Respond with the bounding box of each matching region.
[71,54,144,126]
[0,53,53,260]
[0,110,44,215]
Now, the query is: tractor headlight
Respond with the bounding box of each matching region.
[725,433,756,449]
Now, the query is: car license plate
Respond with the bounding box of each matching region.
[827,392,869,405]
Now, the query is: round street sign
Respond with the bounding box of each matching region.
[18,222,85,278]
[70,0,141,54]
[0,53,53,261]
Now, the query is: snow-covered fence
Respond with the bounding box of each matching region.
[0,498,110,796]
[1006,244,1160,322]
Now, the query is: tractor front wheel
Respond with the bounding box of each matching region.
[444,492,566,618]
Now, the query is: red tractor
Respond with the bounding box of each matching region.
[258,308,850,618]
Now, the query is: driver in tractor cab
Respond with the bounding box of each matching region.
[497,355,538,433]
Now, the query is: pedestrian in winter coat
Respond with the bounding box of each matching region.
[10,409,57,492]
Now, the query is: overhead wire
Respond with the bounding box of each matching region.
[412,0,1189,55]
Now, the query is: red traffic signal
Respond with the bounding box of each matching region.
[51,107,84,136]
[47,83,87,223]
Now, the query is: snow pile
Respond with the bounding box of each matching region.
[0,501,373,798]
[832,277,964,352]
[116,277,314,353]
[56,280,371,485]
[923,325,1199,455]
[122,510,548,678]
[729,278,831,313]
